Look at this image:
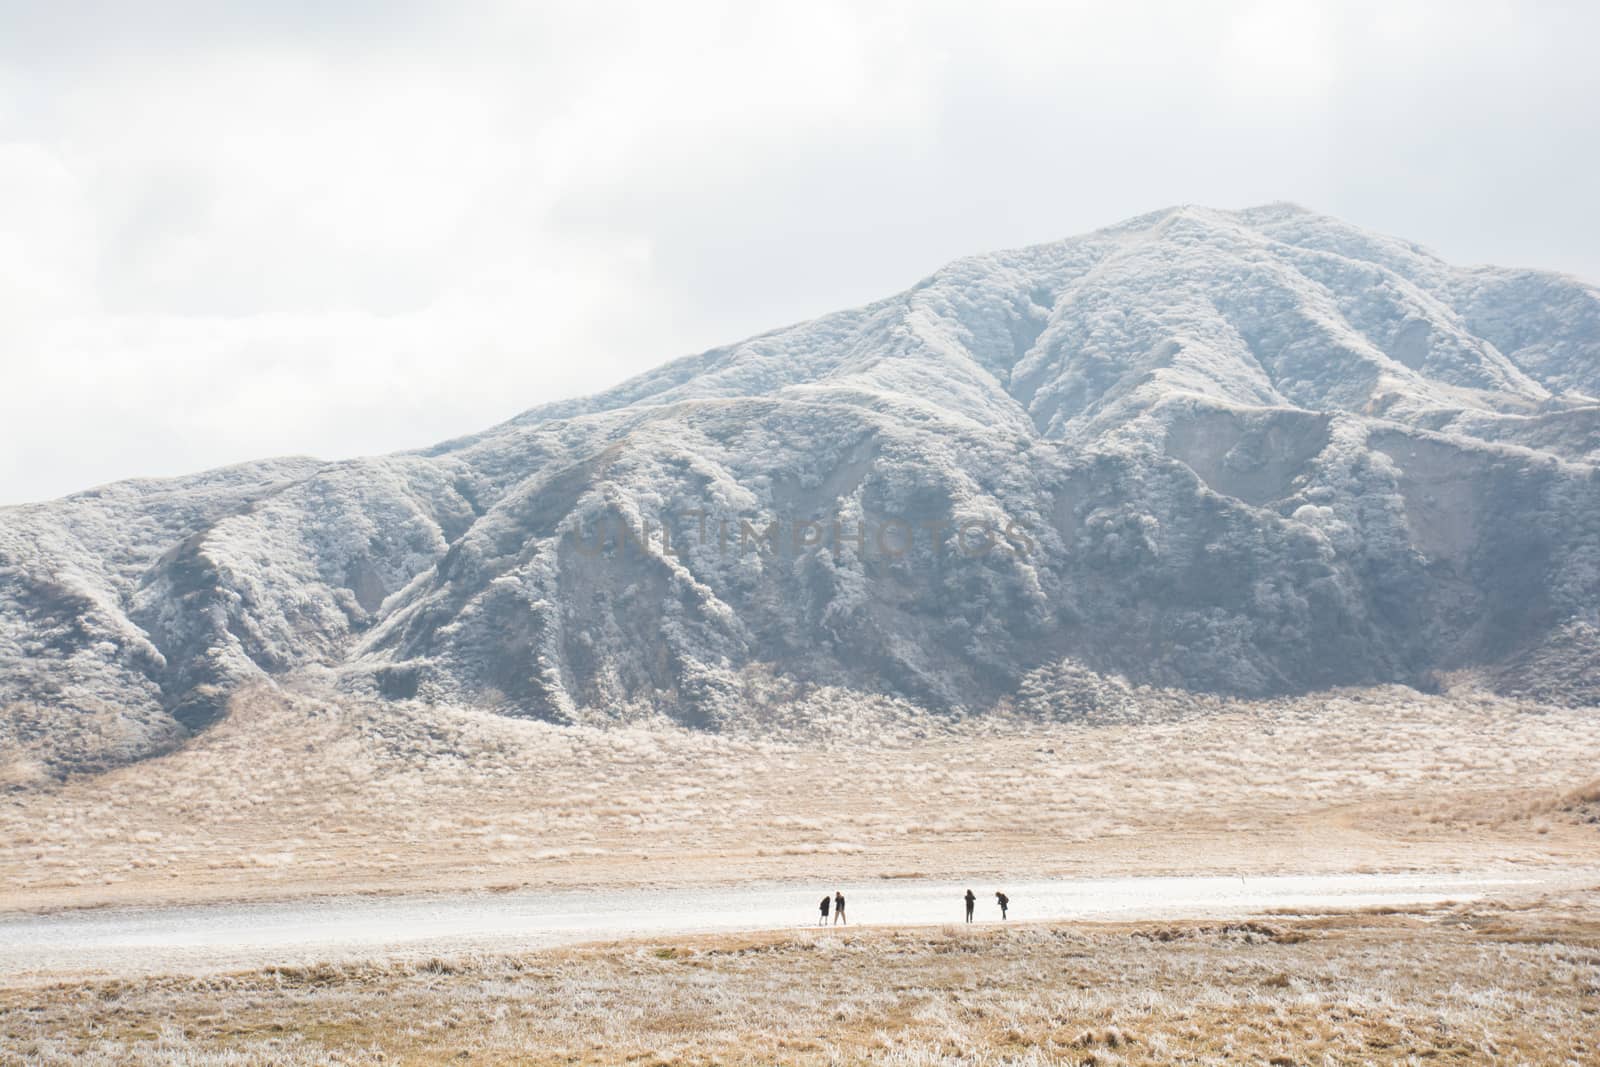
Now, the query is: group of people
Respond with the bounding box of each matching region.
[816,889,1010,925]
[966,889,1008,922]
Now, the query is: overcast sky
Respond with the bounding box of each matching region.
[2,0,1597,504]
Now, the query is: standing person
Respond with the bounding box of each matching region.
[818,894,830,925]
[995,891,1009,920]
[964,889,976,923]
[833,891,846,925]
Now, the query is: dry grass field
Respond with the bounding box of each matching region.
[4,891,1599,1066]
[3,682,1599,912]
[3,682,1598,1064]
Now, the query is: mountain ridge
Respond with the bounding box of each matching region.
[4,203,1598,778]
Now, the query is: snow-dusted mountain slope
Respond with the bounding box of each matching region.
[4,203,1598,776]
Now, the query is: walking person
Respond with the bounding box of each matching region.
[995,891,1009,920]
[833,890,846,925]
[964,888,976,923]
[818,893,830,926]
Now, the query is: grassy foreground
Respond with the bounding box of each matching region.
[4,892,1598,1066]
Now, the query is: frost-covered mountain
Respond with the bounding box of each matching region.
[5,203,1599,776]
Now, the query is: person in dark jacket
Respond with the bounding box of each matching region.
[818,894,830,925]
[995,891,1009,919]
[964,888,976,923]
[833,890,846,925]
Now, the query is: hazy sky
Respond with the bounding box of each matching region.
[2,0,1597,504]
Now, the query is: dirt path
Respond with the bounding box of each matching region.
[4,866,1588,979]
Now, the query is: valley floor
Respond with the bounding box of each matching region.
[1,684,1597,1063]
[4,891,1599,1065]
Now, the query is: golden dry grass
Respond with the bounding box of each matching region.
[4,684,1599,1064]
[2,683,1598,911]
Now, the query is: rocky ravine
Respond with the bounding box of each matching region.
[3,203,1598,777]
